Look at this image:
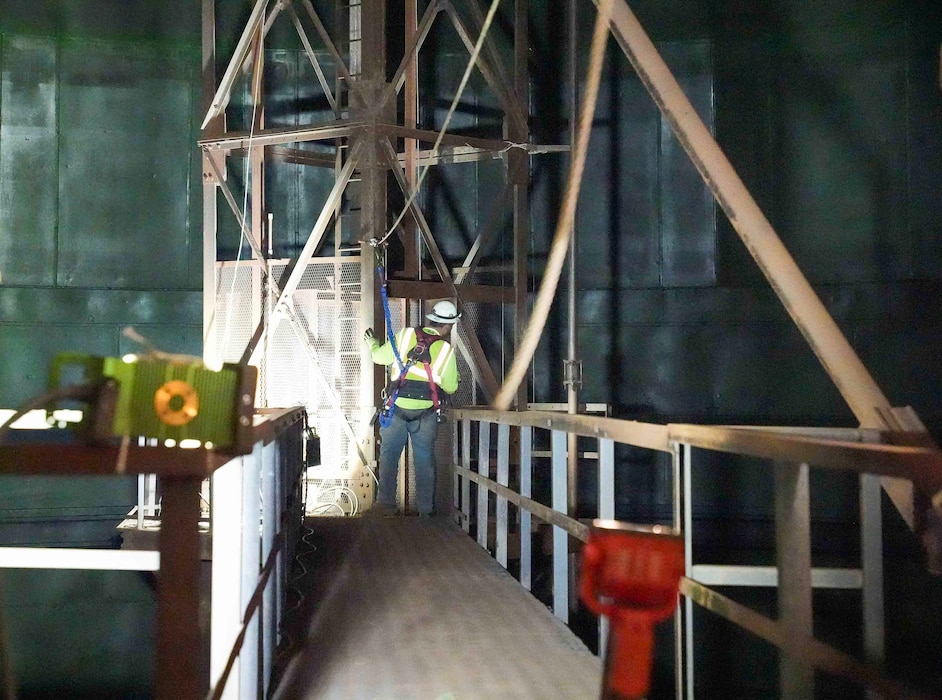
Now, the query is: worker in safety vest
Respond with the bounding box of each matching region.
[363,300,461,516]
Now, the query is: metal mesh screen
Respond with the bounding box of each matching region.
[214,263,257,364]
[452,300,483,408]
[214,258,366,483]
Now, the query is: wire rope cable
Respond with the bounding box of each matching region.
[314,485,360,517]
[492,0,614,410]
[374,0,503,247]
[271,518,318,673]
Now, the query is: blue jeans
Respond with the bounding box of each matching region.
[377,406,439,515]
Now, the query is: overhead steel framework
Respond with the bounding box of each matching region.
[194,1,942,696]
[199,0,938,541]
[199,0,556,491]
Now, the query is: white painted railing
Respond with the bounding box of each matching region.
[0,406,306,700]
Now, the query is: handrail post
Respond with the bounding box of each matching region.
[477,422,491,549]
[496,423,510,568]
[675,442,694,700]
[461,419,471,533]
[453,420,460,523]
[552,429,569,623]
[598,437,615,661]
[775,461,814,699]
[155,475,203,700]
[520,426,533,591]
[240,444,262,697]
[860,473,885,672]
[211,458,244,699]
[261,442,277,697]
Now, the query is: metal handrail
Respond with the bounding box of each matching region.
[452,408,942,506]
[0,407,307,700]
[207,408,306,700]
[451,407,942,700]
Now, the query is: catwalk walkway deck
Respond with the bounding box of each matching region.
[271,516,602,699]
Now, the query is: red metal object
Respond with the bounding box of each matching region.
[580,520,685,699]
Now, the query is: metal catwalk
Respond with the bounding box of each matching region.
[271,516,601,699]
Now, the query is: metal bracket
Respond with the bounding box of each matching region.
[563,359,583,390]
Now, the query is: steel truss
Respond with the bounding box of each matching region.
[199,0,942,697]
[199,0,939,533]
[200,0,550,500]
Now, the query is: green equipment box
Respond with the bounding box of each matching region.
[50,353,257,452]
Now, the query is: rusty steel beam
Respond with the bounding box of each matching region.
[296,0,359,95]
[512,0,531,413]
[202,0,222,367]
[387,279,513,304]
[592,0,920,526]
[265,146,337,168]
[250,30,266,260]
[455,174,515,285]
[0,445,228,477]
[379,123,513,152]
[380,138,501,401]
[594,0,893,430]
[201,0,268,130]
[402,0,422,278]
[265,140,364,333]
[444,0,528,135]
[392,0,443,94]
[284,1,337,113]
[155,476,203,700]
[200,119,361,151]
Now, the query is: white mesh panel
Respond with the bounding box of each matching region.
[214,263,257,364]
[215,258,365,478]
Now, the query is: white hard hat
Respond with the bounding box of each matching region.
[426,300,461,324]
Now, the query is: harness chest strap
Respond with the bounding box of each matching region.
[420,359,440,410]
[387,328,447,408]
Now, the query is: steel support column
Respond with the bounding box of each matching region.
[202,0,223,368]
[592,0,924,529]
[564,0,579,515]
[512,0,531,412]
[520,425,533,590]
[551,429,569,623]
[461,418,472,532]
[477,421,491,549]
[155,476,203,700]
[402,0,421,278]
[775,461,814,699]
[496,423,510,567]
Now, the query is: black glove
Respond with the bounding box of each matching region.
[363,328,376,345]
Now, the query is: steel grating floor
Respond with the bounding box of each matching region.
[271,516,602,700]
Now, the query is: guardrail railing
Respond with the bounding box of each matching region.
[207,407,305,700]
[451,407,942,700]
[0,406,306,700]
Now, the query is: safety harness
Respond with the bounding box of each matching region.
[376,259,445,427]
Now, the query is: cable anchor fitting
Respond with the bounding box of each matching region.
[563,359,583,390]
